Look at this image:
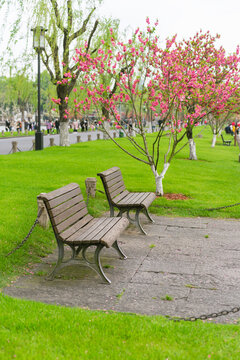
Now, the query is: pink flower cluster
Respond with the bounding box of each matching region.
[56,19,240,133]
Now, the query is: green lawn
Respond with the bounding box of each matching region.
[0,128,240,359]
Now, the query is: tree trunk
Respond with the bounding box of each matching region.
[211,134,217,148]
[21,108,25,133]
[186,125,197,160]
[103,121,110,140]
[59,121,70,146]
[131,123,136,137]
[58,86,70,146]
[189,139,197,160]
[151,163,170,196]
[101,106,111,140]
[236,134,240,149]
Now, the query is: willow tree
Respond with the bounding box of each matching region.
[0,0,102,145]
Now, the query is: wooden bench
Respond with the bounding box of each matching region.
[97,167,156,235]
[38,183,129,284]
[221,134,232,146]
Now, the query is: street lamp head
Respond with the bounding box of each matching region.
[31,26,47,52]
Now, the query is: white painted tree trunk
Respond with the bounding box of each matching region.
[236,134,240,148]
[189,139,197,160]
[103,121,110,140]
[211,134,217,148]
[59,122,70,146]
[148,121,152,133]
[151,163,170,196]
[127,123,136,137]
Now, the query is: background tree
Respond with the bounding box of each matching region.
[208,92,240,147]
[175,32,240,159]
[0,0,105,145]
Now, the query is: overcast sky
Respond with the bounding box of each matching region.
[1,0,240,76]
[98,0,240,54]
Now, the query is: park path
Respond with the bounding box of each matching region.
[0,130,118,155]
[4,214,240,324]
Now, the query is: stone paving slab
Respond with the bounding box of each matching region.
[3,215,240,324]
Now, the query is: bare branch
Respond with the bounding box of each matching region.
[86,20,99,52]
[50,0,65,32]
[45,34,61,80]
[67,0,73,33]
[102,126,151,165]
[69,7,96,43]
[41,50,55,82]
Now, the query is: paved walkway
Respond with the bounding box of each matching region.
[4,215,240,324]
[0,130,118,155]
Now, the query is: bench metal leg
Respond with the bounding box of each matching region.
[94,244,111,284]
[46,240,64,281]
[126,209,135,223]
[135,209,147,235]
[80,244,112,284]
[116,209,124,218]
[143,208,155,223]
[82,244,94,263]
[126,209,147,235]
[112,240,127,259]
[109,204,115,217]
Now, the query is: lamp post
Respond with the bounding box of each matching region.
[31,26,47,150]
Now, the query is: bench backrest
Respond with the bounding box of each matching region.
[38,183,93,241]
[97,167,128,205]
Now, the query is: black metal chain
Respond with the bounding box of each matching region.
[205,202,240,211]
[168,306,240,322]
[154,202,240,212]
[5,198,240,323]
[5,207,44,257]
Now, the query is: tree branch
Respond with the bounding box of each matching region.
[102,126,151,165]
[41,50,55,83]
[69,7,96,43]
[50,0,65,32]
[45,34,61,80]
[67,0,73,33]
[86,20,99,52]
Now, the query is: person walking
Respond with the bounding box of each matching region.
[73,119,78,132]
[46,120,52,134]
[55,119,60,134]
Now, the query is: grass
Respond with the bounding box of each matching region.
[1,294,240,360]
[161,295,173,301]
[0,127,240,358]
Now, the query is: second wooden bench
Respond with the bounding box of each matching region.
[97,167,156,235]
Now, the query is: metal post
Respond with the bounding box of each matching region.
[35,51,43,150]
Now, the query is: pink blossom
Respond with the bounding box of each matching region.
[52,98,61,104]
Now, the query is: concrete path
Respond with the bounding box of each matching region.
[0,130,118,155]
[4,215,240,324]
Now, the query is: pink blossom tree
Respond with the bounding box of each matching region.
[207,92,240,147]
[171,32,240,158]
[67,21,240,195]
